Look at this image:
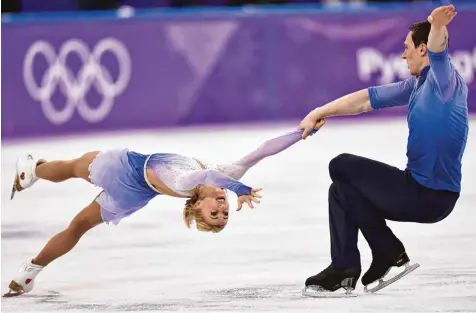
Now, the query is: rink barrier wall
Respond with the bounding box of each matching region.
[2,3,476,139]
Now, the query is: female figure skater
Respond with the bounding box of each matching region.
[4,126,321,297]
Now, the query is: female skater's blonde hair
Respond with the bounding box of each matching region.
[183,186,225,233]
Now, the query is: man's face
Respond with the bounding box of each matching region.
[402,31,427,76]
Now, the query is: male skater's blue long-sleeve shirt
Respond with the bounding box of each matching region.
[368,46,468,192]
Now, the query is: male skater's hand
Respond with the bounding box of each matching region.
[428,5,457,28]
[299,109,326,140]
[237,188,262,211]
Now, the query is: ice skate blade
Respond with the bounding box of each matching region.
[2,290,24,298]
[302,286,358,298]
[364,262,420,293]
[10,175,20,200]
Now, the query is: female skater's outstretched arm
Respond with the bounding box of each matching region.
[218,128,320,180]
[178,128,318,198]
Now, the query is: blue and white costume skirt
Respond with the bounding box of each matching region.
[88,149,158,225]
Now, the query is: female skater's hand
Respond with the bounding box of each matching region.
[236,188,262,211]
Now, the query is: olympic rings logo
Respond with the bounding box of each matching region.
[23,38,131,125]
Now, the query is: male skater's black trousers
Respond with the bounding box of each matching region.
[328,153,459,268]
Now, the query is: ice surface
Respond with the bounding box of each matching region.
[2,119,476,312]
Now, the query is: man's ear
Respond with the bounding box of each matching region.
[419,43,428,56]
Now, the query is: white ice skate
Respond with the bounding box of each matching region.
[3,260,44,297]
[11,154,46,200]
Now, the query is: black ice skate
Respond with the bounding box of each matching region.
[362,251,420,293]
[302,266,361,298]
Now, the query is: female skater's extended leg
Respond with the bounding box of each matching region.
[35,151,99,183]
[33,200,104,266]
[13,151,100,198]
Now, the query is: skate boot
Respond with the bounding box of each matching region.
[302,266,361,298]
[3,260,44,297]
[11,154,46,199]
[362,250,420,293]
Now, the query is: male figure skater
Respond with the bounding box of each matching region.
[299,5,468,296]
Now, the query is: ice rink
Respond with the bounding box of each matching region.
[2,119,476,313]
